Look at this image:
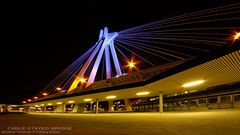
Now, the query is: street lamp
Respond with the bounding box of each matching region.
[84,98,92,102]
[57,102,63,105]
[127,60,136,72]
[68,101,75,104]
[233,32,240,40]
[136,91,150,96]
[80,77,87,84]
[42,93,48,96]
[182,80,205,87]
[128,61,135,68]
[231,31,240,43]
[106,95,116,99]
[56,87,62,91]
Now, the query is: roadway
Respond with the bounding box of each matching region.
[0,109,240,135]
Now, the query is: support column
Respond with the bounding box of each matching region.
[28,107,32,112]
[43,106,46,112]
[172,99,175,111]
[62,103,66,113]
[5,104,9,112]
[105,46,112,79]
[108,100,114,112]
[231,95,234,108]
[196,100,199,107]
[124,99,132,111]
[96,98,99,114]
[2,104,8,113]
[68,40,103,91]
[54,105,64,113]
[159,91,163,113]
[217,96,221,109]
[110,41,122,76]
[206,98,209,109]
[72,103,86,113]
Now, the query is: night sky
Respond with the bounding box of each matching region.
[1,0,239,104]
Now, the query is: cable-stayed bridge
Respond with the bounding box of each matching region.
[22,2,240,113]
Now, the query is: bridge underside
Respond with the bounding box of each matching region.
[24,49,240,113]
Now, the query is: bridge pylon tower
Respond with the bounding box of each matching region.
[68,27,122,92]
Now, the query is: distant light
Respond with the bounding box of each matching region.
[60,90,67,93]
[80,77,87,83]
[56,87,62,91]
[184,91,188,94]
[47,103,52,105]
[34,97,38,99]
[234,32,240,40]
[42,93,48,96]
[128,60,136,68]
[136,91,150,96]
[27,99,32,102]
[182,80,205,87]
[189,90,198,93]
[230,31,240,43]
[22,101,26,104]
[68,101,75,103]
[40,104,45,106]
[83,99,92,102]
[57,102,63,105]
[106,96,116,99]
[150,98,156,101]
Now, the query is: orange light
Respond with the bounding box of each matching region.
[234,32,240,40]
[127,60,137,72]
[27,99,32,102]
[34,96,38,99]
[22,101,26,104]
[56,87,62,91]
[42,93,48,96]
[230,31,240,43]
[80,77,87,83]
[128,62,135,68]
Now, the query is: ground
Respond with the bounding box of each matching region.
[0,109,240,135]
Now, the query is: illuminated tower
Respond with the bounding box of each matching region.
[68,27,122,92]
